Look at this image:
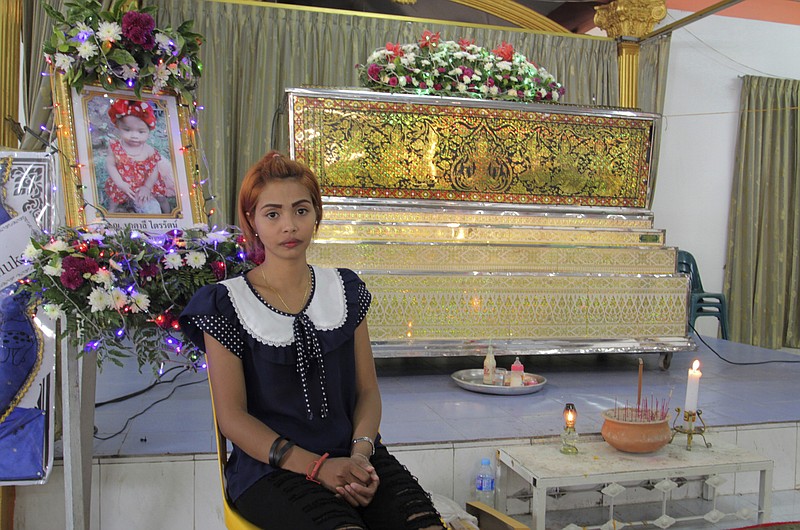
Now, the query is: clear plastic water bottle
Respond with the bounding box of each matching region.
[475,457,495,507]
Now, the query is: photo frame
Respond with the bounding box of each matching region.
[51,74,205,232]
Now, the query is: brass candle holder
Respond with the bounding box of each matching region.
[670,408,712,451]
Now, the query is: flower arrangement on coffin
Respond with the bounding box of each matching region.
[41,0,203,100]
[356,30,565,103]
[19,223,256,370]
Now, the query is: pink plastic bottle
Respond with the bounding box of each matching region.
[509,357,524,386]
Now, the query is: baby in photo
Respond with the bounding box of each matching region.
[104,99,175,214]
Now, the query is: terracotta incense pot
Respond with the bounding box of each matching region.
[601,408,672,454]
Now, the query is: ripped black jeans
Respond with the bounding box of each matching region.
[234,446,445,530]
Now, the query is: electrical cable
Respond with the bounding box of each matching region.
[94,376,208,441]
[689,323,800,366]
[94,365,186,407]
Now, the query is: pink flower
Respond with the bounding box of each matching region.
[419,82,427,89]
[458,38,475,51]
[388,76,398,86]
[367,63,382,81]
[433,83,443,90]
[122,11,156,50]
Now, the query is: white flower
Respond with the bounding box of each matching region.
[90,269,114,287]
[23,243,42,261]
[40,304,64,321]
[507,89,518,97]
[186,251,207,269]
[479,85,489,94]
[120,65,138,81]
[163,252,183,270]
[385,63,396,71]
[462,75,471,83]
[398,76,407,87]
[497,61,512,71]
[421,59,431,66]
[88,288,112,312]
[155,33,173,53]
[97,21,122,42]
[54,53,75,71]
[129,292,150,313]
[489,86,499,96]
[111,288,128,309]
[76,41,99,60]
[457,83,467,93]
[44,239,69,252]
[42,304,63,319]
[551,91,560,101]
[108,258,123,272]
[154,62,170,85]
[203,230,230,244]
[80,232,104,242]
[43,259,63,277]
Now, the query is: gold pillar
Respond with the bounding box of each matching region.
[594,0,666,108]
[0,0,22,148]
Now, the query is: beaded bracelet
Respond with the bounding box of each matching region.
[306,452,330,484]
[268,436,287,467]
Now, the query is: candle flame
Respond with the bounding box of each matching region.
[692,359,700,371]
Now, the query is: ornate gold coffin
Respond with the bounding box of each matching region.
[288,88,693,358]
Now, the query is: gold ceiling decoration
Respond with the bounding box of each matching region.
[594,0,667,39]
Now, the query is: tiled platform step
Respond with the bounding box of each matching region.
[309,242,677,275]
[357,272,691,356]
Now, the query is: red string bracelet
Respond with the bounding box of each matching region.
[306,452,329,484]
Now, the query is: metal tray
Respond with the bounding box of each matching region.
[451,369,547,395]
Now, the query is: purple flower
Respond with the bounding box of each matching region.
[388,77,398,86]
[433,83,443,90]
[367,63,382,81]
[419,82,427,89]
[122,11,156,50]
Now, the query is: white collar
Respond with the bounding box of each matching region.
[222,266,346,347]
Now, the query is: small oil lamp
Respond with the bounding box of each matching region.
[560,403,578,454]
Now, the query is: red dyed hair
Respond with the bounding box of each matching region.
[237,151,323,259]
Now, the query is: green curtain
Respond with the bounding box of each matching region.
[150,0,620,225]
[724,75,800,349]
[639,34,670,115]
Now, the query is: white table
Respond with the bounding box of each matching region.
[497,440,773,530]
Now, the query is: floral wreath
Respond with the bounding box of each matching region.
[42,0,203,99]
[357,31,565,102]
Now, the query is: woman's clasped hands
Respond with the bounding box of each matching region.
[318,454,380,507]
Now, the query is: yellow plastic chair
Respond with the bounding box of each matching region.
[208,379,262,530]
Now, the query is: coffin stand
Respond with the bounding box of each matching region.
[288,88,693,367]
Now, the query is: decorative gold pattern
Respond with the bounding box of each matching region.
[594,0,668,39]
[291,91,656,208]
[309,243,676,274]
[323,208,654,229]
[317,222,664,246]
[362,273,688,341]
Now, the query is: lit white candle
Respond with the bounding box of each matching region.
[684,359,702,412]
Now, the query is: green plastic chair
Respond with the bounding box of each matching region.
[677,250,729,339]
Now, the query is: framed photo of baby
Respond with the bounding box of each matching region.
[51,79,205,233]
